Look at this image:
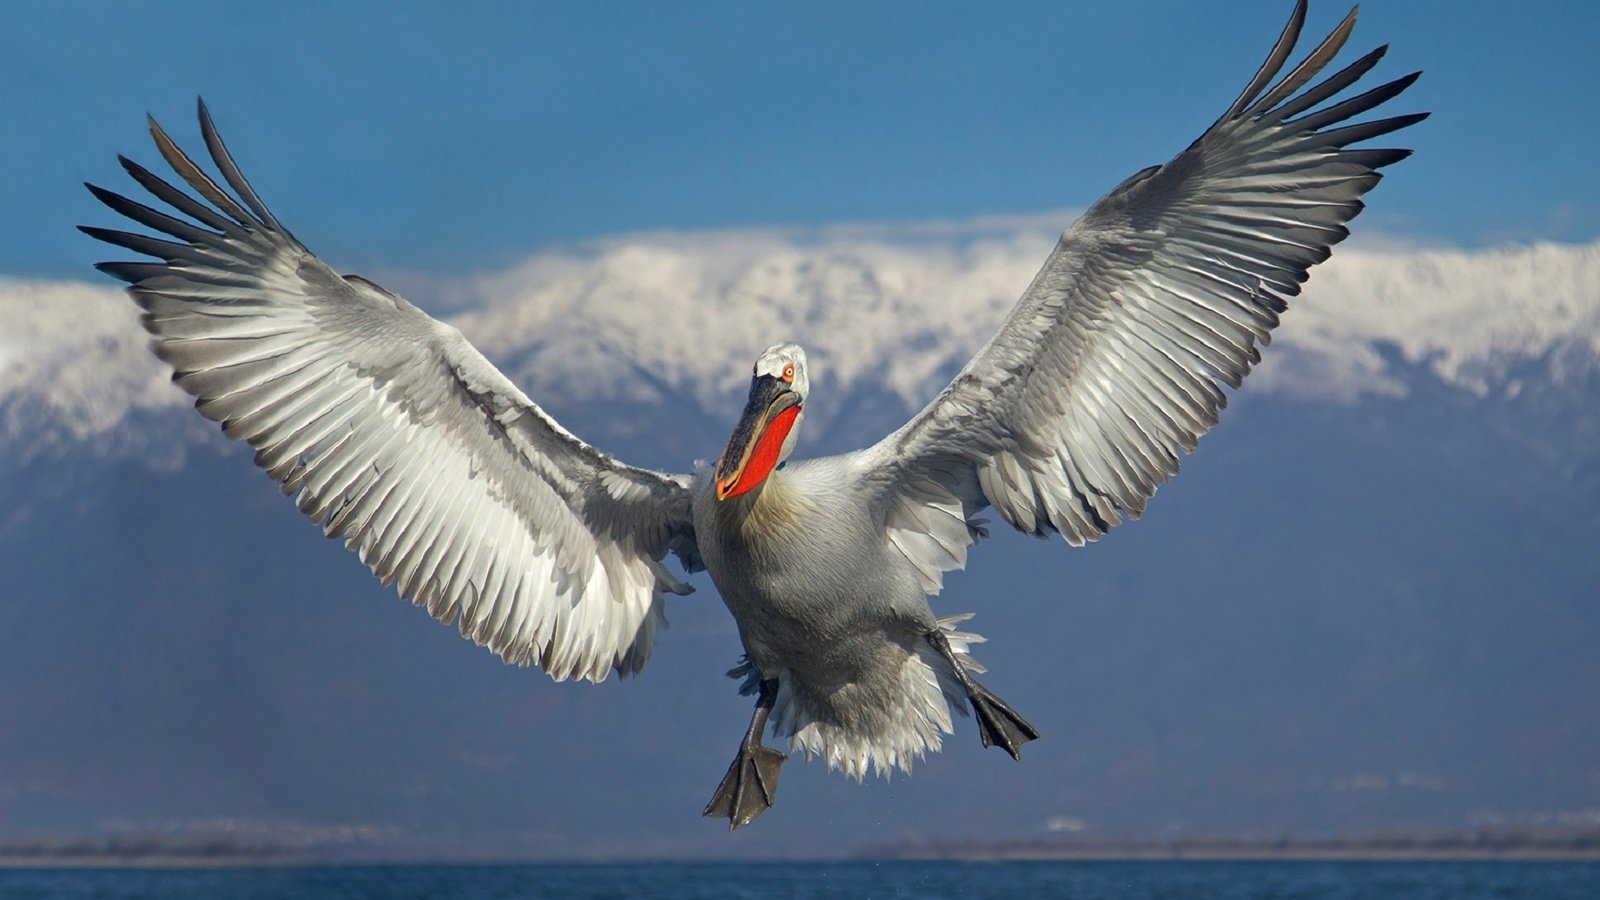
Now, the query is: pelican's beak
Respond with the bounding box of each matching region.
[715,375,802,501]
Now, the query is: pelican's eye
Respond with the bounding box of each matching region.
[781,363,795,382]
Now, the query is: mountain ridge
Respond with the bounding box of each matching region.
[3,229,1596,471]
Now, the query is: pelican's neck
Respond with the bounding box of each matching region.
[717,466,817,546]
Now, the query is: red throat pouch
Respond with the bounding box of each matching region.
[727,405,800,498]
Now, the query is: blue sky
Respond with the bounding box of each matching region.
[2,1,1595,283]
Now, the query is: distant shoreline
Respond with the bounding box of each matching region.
[3,853,1599,869]
[0,856,296,870]
[0,835,294,870]
[4,825,1599,868]
[856,826,1600,863]
[855,848,1600,862]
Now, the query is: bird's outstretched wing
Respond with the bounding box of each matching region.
[83,101,699,683]
[859,1,1426,591]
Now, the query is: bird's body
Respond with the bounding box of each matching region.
[700,457,920,668]
[694,453,977,777]
[85,1,1424,829]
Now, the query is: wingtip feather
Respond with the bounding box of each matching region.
[1224,0,1309,120]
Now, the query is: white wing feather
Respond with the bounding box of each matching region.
[861,2,1425,589]
[85,102,698,683]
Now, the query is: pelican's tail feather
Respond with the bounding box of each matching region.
[729,614,982,781]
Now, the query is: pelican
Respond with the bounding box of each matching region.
[84,1,1423,829]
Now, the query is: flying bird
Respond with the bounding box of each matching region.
[84,0,1424,829]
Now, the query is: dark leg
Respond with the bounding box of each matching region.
[926,630,1040,760]
[703,677,787,830]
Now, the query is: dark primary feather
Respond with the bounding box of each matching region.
[1223,0,1314,121]
[196,99,288,234]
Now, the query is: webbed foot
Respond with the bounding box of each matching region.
[703,740,787,829]
[703,677,787,830]
[926,629,1040,760]
[966,679,1040,760]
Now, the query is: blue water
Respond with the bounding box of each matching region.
[1,860,1597,899]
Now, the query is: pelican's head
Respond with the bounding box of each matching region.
[714,343,809,501]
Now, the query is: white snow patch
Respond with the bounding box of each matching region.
[5,223,1598,466]
[0,278,197,468]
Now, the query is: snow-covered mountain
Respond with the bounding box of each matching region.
[1,224,1596,858]
[5,228,1597,466]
